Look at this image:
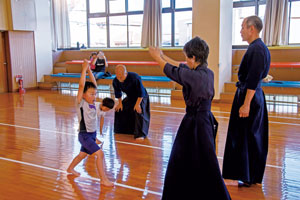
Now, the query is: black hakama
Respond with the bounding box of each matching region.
[222,38,270,184]
[162,63,231,200]
[113,72,150,138]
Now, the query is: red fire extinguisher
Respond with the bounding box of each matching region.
[16,75,26,94]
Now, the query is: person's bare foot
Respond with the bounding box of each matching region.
[101,179,114,187]
[67,168,81,176]
[135,137,144,141]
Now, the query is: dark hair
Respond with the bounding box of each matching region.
[245,15,263,33]
[183,36,209,65]
[83,81,97,93]
[90,52,97,59]
[102,97,115,109]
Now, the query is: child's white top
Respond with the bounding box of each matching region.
[76,99,105,132]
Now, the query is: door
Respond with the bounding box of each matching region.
[0,32,8,93]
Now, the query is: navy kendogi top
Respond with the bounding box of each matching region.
[113,72,147,99]
[238,38,270,90]
[164,63,214,107]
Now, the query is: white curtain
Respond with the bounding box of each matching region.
[262,0,289,46]
[50,0,71,50]
[141,0,162,47]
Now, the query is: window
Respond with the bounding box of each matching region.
[233,0,300,46]
[67,0,88,47]
[109,0,125,14]
[128,14,143,47]
[162,0,192,47]
[67,0,143,48]
[109,16,127,47]
[67,0,192,48]
[232,0,266,46]
[232,6,255,45]
[89,17,107,47]
[89,0,105,13]
[289,1,300,44]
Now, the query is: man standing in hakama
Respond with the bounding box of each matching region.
[222,15,270,187]
[113,65,150,140]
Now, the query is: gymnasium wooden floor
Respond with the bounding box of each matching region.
[0,90,299,200]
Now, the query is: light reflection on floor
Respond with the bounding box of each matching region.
[1,90,300,199]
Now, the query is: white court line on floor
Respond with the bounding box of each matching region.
[152,105,300,121]
[13,104,300,121]
[0,156,162,196]
[0,122,283,169]
[150,110,300,126]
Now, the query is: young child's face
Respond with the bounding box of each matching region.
[100,105,111,112]
[83,88,97,104]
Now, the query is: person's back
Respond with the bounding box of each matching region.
[168,63,214,107]
[149,37,231,200]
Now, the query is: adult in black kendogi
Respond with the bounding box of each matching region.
[113,64,150,140]
[149,37,231,200]
[222,15,270,187]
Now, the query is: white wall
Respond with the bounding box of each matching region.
[34,0,53,82]
[219,0,233,94]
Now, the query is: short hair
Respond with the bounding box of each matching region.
[245,15,263,33]
[83,81,97,93]
[90,52,97,59]
[102,97,115,109]
[183,36,209,65]
[115,64,127,73]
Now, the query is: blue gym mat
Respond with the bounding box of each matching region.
[261,81,300,88]
[50,73,171,82]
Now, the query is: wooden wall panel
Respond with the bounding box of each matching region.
[232,48,300,65]
[0,32,8,93]
[56,49,186,63]
[232,49,300,81]
[6,31,37,91]
[0,0,9,30]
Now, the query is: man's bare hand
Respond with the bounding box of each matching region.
[239,104,250,118]
[115,102,123,112]
[134,104,142,114]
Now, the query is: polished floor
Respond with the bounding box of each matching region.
[0,90,299,200]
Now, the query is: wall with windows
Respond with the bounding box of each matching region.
[67,0,144,48]
[232,0,300,46]
[161,0,192,47]
[67,0,193,48]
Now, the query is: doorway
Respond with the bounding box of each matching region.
[0,31,8,93]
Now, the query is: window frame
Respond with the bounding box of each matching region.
[233,0,300,48]
[86,0,143,48]
[288,0,300,45]
[232,0,266,49]
[162,0,192,47]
